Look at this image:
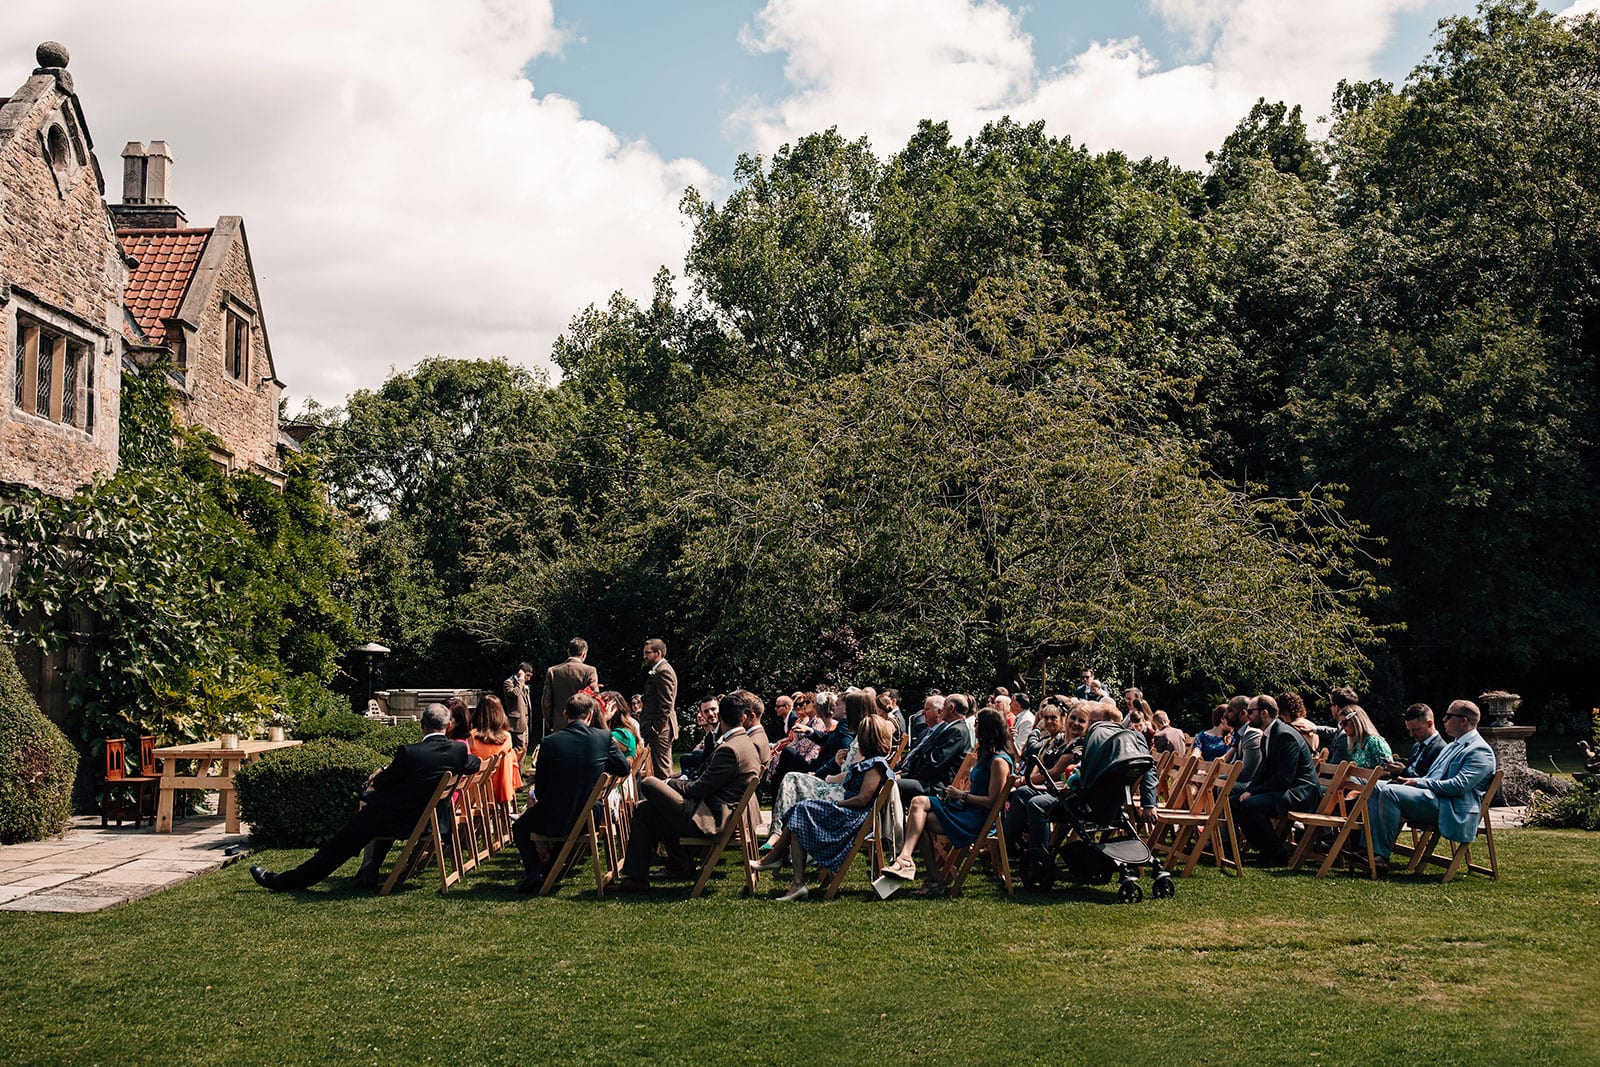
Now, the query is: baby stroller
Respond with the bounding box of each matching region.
[1020,722,1175,903]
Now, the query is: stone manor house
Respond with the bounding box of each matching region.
[0,41,292,499]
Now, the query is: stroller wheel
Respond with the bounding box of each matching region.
[1117,879,1143,904]
[1152,874,1176,899]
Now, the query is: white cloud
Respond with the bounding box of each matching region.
[735,0,1432,167]
[3,2,710,405]
[1560,0,1600,21]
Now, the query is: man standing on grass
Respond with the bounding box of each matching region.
[540,638,599,744]
[1365,699,1496,876]
[639,638,679,778]
[251,703,479,892]
[503,661,534,752]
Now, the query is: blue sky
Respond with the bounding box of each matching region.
[530,0,1466,179]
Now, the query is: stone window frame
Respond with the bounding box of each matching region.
[221,293,257,387]
[37,109,87,200]
[8,297,102,437]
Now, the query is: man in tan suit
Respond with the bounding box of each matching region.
[616,691,760,889]
[539,638,599,739]
[639,637,679,778]
[502,662,534,751]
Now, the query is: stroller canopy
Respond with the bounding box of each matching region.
[1075,721,1154,791]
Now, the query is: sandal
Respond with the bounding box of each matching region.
[880,858,916,881]
[911,879,947,897]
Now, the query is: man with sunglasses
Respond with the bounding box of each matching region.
[1365,699,1495,875]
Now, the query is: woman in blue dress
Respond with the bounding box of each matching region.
[760,714,895,901]
[881,707,1013,896]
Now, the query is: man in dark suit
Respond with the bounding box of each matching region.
[896,692,974,801]
[742,693,771,766]
[503,661,534,751]
[1386,702,1446,778]
[251,703,479,891]
[639,637,679,778]
[540,638,599,740]
[511,692,630,892]
[1232,694,1321,865]
[616,692,759,889]
[678,697,721,779]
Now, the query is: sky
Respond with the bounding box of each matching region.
[4,1,1597,408]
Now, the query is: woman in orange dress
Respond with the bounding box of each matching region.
[468,694,523,803]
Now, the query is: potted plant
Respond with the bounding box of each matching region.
[218,710,246,750]
[266,708,296,743]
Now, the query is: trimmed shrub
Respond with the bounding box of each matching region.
[1526,787,1600,831]
[235,738,388,847]
[0,643,77,843]
[294,707,421,757]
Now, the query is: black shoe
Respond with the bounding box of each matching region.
[1251,849,1288,868]
[515,875,543,894]
[353,870,382,889]
[649,865,698,881]
[250,866,279,890]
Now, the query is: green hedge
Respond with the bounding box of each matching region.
[1526,787,1600,831]
[235,738,389,847]
[293,708,421,757]
[0,643,77,843]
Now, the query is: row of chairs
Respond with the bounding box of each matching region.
[1143,749,1502,884]
[381,750,513,894]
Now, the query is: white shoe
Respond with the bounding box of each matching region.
[750,853,784,873]
[777,884,809,901]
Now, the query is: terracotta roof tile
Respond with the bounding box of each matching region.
[117,228,213,344]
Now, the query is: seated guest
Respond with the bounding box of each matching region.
[1385,703,1445,778]
[1148,710,1188,757]
[1366,699,1496,875]
[679,697,722,779]
[743,693,771,766]
[616,693,762,889]
[1121,688,1152,729]
[1003,700,1083,854]
[758,716,896,900]
[1233,694,1321,865]
[879,689,909,738]
[1313,687,1360,763]
[768,691,851,797]
[511,693,630,892]
[762,690,872,853]
[1223,696,1262,783]
[769,693,794,741]
[1339,705,1392,769]
[763,692,820,786]
[445,697,473,742]
[467,694,523,805]
[1278,691,1322,756]
[1009,694,1035,757]
[913,694,945,738]
[880,708,1013,896]
[895,693,975,801]
[251,703,479,891]
[1194,703,1232,760]
[602,690,641,759]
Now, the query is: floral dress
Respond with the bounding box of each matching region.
[785,757,893,871]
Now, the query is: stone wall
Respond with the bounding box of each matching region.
[175,219,282,477]
[0,72,123,497]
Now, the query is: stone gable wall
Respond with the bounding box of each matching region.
[176,232,282,476]
[0,74,123,496]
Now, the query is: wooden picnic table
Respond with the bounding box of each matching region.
[151,739,301,833]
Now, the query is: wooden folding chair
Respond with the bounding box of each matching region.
[948,751,978,792]
[381,772,463,895]
[681,774,762,899]
[816,774,893,900]
[1149,759,1244,877]
[939,773,1016,898]
[889,732,909,768]
[1287,763,1387,878]
[1391,769,1503,882]
[100,738,157,828]
[528,773,617,897]
[450,763,493,875]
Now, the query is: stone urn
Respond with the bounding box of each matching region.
[1478,691,1521,728]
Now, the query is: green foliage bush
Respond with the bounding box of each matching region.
[234,739,389,847]
[292,706,421,757]
[1525,787,1600,832]
[0,643,77,843]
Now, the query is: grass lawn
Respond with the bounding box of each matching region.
[2,827,1597,1066]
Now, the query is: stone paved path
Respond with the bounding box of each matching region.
[0,812,249,913]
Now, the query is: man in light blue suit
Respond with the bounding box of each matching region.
[1366,699,1497,874]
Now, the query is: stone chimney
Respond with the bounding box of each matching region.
[110,140,187,229]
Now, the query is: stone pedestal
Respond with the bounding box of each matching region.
[1475,691,1570,805]
[1480,724,1534,771]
